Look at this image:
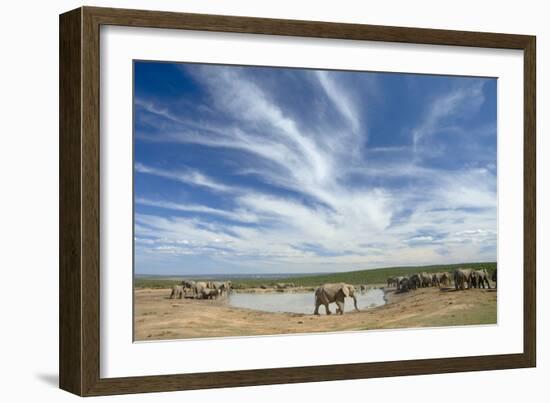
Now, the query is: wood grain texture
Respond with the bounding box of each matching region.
[523,38,537,367]
[81,6,102,396]
[59,6,537,396]
[59,8,82,396]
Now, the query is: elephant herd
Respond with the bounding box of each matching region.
[170,280,233,300]
[453,268,493,290]
[387,268,496,292]
[166,268,497,316]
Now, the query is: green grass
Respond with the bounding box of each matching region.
[134,278,186,289]
[134,262,496,289]
[356,293,497,330]
[423,302,497,327]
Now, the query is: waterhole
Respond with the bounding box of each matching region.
[228,289,385,314]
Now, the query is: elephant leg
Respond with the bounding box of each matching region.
[314,299,321,315]
[336,300,344,315]
[325,303,331,315]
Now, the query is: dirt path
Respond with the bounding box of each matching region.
[134,287,497,341]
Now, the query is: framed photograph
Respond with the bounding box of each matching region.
[59,6,536,396]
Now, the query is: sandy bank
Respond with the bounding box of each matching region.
[134,286,496,341]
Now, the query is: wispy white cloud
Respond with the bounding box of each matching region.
[412,81,485,156]
[135,163,234,193]
[133,66,496,274]
[136,198,258,223]
[315,71,361,133]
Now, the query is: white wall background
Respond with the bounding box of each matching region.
[0,0,546,401]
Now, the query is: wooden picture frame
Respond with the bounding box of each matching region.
[59,6,536,396]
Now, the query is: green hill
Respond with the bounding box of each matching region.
[134,262,496,289]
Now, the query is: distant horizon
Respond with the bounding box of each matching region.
[135,260,497,278]
[134,61,497,275]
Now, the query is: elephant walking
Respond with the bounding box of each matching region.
[170,284,184,299]
[492,268,497,287]
[453,268,473,290]
[314,283,359,315]
[471,269,491,289]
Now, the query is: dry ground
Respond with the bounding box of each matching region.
[134,286,497,341]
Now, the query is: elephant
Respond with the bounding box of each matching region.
[359,284,368,294]
[169,284,184,299]
[387,276,397,288]
[181,280,196,289]
[224,281,233,294]
[212,281,228,296]
[409,273,422,289]
[432,273,442,288]
[395,276,405,291]
[471,269,491,289]
[399,276,412,292]
[314,283,359,315]
[198,287,219,299]
[440,272,451,287]
[193,281,210,298]
[492,268,497,286]
[420,272,433,287]
[453,268,473,290]
[180,280,196,296]
[212,281,233,296]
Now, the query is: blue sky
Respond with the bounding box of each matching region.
[133,61,497,275]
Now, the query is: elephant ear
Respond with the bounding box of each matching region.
[341,285,350,297]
